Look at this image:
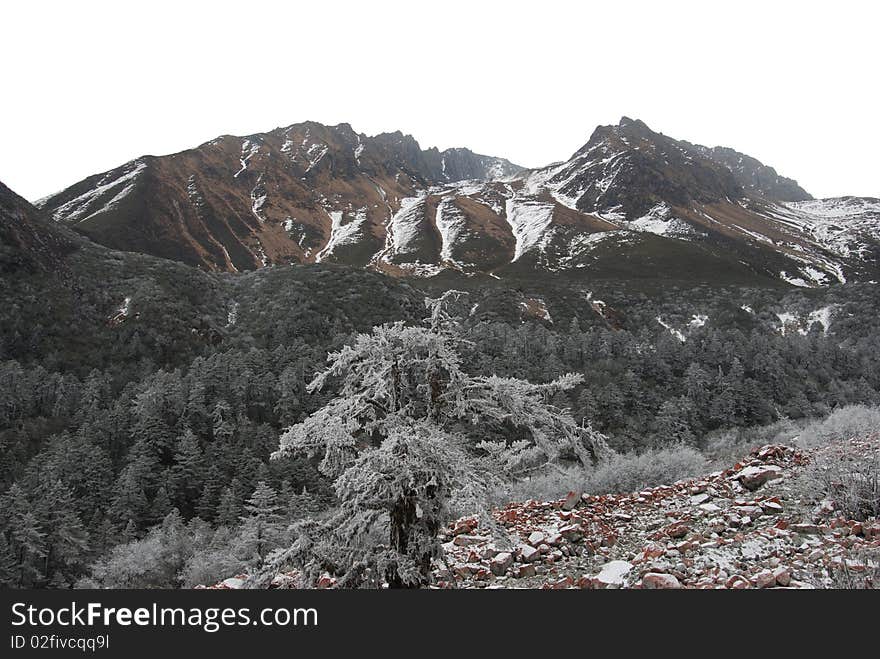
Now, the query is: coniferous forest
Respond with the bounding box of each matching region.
[2,228,879,587]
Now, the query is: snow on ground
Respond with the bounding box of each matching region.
[316,208,367,263]
[504,196,555,262]
[656,316,686,342]
[775,306,834,336]
[304,143,328,173]
[226,301,239,327]
[250,178,267,224]
[354,136,364,164]
[434,197,468,268]
[780,271,812,288]
[778,198,880,259]
[379,194,428,262]
[520,297,552,323]
[689,314,708,329]
[50,161,146,222]
[234,140,260,178]
[254,243,269,268]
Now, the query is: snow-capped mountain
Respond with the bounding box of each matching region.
[37,118,880,285]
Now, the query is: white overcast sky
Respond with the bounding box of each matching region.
[2,0,877,201]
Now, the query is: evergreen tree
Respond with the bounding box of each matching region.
[269,292,609,588]
[170,429,203,516]
[237,481,283,567]
[2,484,46,587]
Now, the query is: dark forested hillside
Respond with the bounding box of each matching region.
[3,243,880,587]
[2,176,880,589]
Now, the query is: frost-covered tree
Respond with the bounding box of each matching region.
[269,291,609,588]
[237,481,283,567]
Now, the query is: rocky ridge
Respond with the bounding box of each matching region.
[434,438,879,589]
[37,119,880,286]
[208,436,878,590]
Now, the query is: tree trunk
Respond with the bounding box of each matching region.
[387,491,422,589]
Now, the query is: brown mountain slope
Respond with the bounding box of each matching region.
[37,118,879,286]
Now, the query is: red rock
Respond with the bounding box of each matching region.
[772,566,791,587]
[490,552,513,576]
[864,523,880,540]
[547,576,574,589]
[642,573,682,589]
[527,531,546,547]
[513,564,536,579]
[453,534,488,546]
[316,575,336,589]
[561,490,580,511]
[559,524,583,542]
[726,575,750,589]
[752,570,777,589]
[666,522,689,539]
[453,517,478,535]
[520,545,540,562]
[736,465,783,491]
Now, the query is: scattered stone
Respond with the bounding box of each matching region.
[772,566,791,587]
[666,522,689,539]
[520,545,540,562]
[527,531,546,547]
[490,552,513,576]
[513,564,536,579]
[453,534,488,546]
[736,465,783,491]
[641,573,682,589]
[752,570,777,589]
[593,561,633,589]
[562,491,580,511]
[559,524,583,542]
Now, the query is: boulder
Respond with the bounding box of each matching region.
[520,545,540,562]
[513,564,536,579]
[453,534,488,546]
[593,560,633,589]
[752,570,777,589]
[736,465,783,491]
[772,566,791,587]
[562,490,581,511]
[642,572,682,589]
[490,552,513,576]
[527,531,546,547]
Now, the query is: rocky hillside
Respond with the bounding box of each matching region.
[212,436,878,590]
[435,438,879,589]
[36,122,520,272]
[0,180,75,274]
[38,118,880,287]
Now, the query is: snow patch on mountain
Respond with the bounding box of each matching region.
[234,140,260,178]
[656,316,686,342]
[316,209,367,262]
[765,198,880,260]
[504,196,554,262]
[50,161,146,222]
[381,195,428,261]
[435,197,468,268]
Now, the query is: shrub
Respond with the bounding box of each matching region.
[795,405,880,448]
[583,445,708,495]
[799,446,879,522]
[494,444,708,502]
